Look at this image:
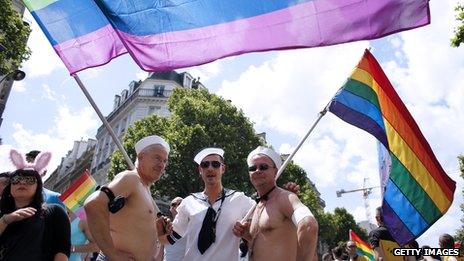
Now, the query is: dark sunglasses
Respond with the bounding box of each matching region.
[200,161,222,169]
[10,175,37,185]
[248,163,274,172]
[347,245,356,248]
[170,202,180,207]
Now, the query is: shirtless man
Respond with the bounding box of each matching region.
[85,135,171,261]
[233,146,318,261]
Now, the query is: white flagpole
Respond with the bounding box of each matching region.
[73,74,135,170]
[241,108,328,222]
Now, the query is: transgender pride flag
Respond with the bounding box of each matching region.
[24,0,430,74]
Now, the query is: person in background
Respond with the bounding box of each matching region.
[322,252,333,261]
[26,150,66,209]
[163,197,186,261]
[332,246,344,261]
[439,234,460,261]
[0,172,10,197]
[68,212,99,261]
[346,240,369,261]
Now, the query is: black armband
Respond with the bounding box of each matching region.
[100,186,126,214]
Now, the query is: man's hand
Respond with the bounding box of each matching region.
[233,221,251,241]
[156,215,172,236]
[283,182,300,195]
[3,207,36,224]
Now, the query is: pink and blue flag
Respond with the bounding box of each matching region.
[23,0,127,74]
[24,0,431,74]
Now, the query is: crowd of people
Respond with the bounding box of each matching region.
[0,134,461,260]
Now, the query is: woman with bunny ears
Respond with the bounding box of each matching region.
[0,149,71,261]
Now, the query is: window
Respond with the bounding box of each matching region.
[148,106,161,114]
[154,85,165,97]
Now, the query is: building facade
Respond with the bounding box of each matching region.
[44,138,97,193]
[91,71,204,184]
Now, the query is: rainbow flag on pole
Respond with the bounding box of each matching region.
[59,170,97,218]
[327,49,456,246]
[349,230,375,261]
[24,0,430,74]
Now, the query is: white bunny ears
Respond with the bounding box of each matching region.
[10,149,52,177]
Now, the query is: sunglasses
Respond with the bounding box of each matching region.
[248,163,274,172]
[200,161,222,169]
[170,202,180,207]
[10,175,37,185]
[347,245,356,248]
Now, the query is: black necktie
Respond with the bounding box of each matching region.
[198,206,217,254]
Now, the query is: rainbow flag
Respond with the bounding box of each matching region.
[327,49,456,246]
[349,230,375,261]
[24,0,430,74]
[59,170,97,218]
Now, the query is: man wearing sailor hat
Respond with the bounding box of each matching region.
[85,135,172,261]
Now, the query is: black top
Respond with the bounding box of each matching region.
[0,204,70,261]
[368,225,394,248]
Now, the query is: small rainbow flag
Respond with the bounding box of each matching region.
[349,230,375,261]
[59,170,97,218]
[328,49,456,245]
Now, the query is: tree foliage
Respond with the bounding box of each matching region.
[0,0,31,75]
[452,4,464,47]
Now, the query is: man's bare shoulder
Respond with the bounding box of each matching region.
[275,187,303,217]
[275,187,299,204]
[111,170,140,184]
[107,170,141,197]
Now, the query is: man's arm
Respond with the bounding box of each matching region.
[284,193,318,261]
[84,171,139,260]
[73,220,100,253]
[368,230,383,261]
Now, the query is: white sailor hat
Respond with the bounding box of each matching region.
[194,148,224,164]
[135,135,170,155]
[247,146,282,169]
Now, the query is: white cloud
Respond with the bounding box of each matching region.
[1,106,99,175]
[41,84,57,101]
[12,81,26,93]
[187,60,224,82]
[135,71,148,81]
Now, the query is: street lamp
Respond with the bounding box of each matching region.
[0,69,27,143]
[0,69,26,84]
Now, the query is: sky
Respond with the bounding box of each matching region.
[1,0,463,248]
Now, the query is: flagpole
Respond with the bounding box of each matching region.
[241,108,328,222]
[72,74,135,170]
[276,108,327,179]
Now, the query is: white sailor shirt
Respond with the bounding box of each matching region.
[170,189,255,261]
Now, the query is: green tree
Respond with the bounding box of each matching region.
[452,4,464,47]
[316,208,368,250]
[0,0,31,75]
[110,88,263,198]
